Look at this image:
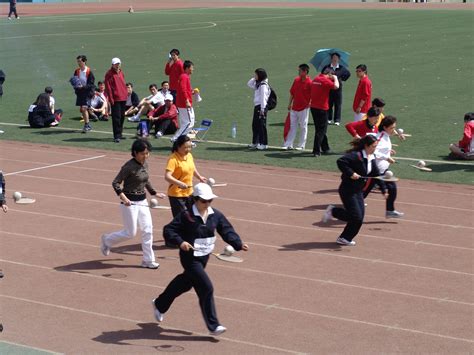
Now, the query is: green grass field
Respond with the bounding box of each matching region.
[1,7,473,183]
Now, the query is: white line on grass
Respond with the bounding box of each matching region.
[4,155,105,176]
[1,230,472,306]
[0,340,59,355]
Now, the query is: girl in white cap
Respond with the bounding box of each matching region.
[152,183,248,336]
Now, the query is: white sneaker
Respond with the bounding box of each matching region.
[322,204,334,223]
[248,143,257,149]
[152,299,164,322]
[386,210,404,218]
[209,325,226,336]
[155,131,163,138]
[336,237,356,246]
[334,122,340,126]
[100,235,110,256]
[127,115,140,122]
[141,261,160,269]
[256,144,267,150]
[294,147,303,151]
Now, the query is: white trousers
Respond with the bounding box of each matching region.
[354,112,366,122]
[172,107,195,141]
[283,108,309,149]
[103,200,155,262]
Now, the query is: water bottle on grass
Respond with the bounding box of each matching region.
[231,122,237,139]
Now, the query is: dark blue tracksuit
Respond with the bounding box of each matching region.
[332,151,384,242]
[155,205,243,331]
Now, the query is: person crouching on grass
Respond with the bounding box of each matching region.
[321,134,383,246]
[152,183,249,336]
[100,139,166,269]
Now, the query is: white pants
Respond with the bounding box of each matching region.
[354,112,366,122]
[172,107,195,141]
[103,200,155,262]
[283,108,309,149]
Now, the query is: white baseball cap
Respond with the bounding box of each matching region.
[193,183,218,200]
[164,94,173,101]
[111,57,121,65]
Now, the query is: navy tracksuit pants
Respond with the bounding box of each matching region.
[332,186,365,242]
[154,252,219,331]
[363,179,398,211]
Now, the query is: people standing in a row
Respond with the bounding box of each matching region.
[282,64,312,151]
[171,60,195,142]
[104,57,128,143]
[248,68,270,150]
[322,53,351,126]
[73,55,95,133]
[310,67,339,157]
[165,49,184,103]
[322,134,383,246]
[353,64,372,122]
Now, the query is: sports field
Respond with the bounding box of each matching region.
[0,4,473,183]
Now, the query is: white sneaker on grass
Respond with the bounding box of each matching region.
[152,299,164,322]
[256,144,267,150]
[209,325,227,336]
[322,205,334,223]
[336,237,356,246]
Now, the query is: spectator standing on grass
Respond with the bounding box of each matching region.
[362,97,385,127]
[165,49,184,102]
[322,53,351,126]
[171,61,196,142]
[247,68,271,150]
[100,139,166,269]
[72,55,95,133]
[353,64,372,122]
[8,0,19,20]
[282,64,312,151]
[310,67,339,157]
[125,83,140,116]
[104,57,128,143]
[0,70,5,97]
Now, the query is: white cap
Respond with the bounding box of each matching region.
[164,94,173,101]
[193,183,218,200]
[111,57,121,65]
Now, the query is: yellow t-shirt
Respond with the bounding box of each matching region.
[166,152,195,197]
[362,112,384,127]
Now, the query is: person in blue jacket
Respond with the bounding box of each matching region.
[322,134,384,246]
[152,183,249,336]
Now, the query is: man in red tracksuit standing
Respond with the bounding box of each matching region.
[310,67,339,157]
[105,58,128,143]
[164,49,184,103]
[171,60,195,142]
[353,64,372,122]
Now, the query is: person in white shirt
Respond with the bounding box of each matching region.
[129,83,167,122]
[363,115,404,218]
[247,68,270,150]
[89,81,109,121]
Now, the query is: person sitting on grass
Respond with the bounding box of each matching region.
[28,93,59,128]
[129,84,165,122]
[125,82,140,116]
[449,112,474,160]
[148,94,178,138]
[89,81,109,121]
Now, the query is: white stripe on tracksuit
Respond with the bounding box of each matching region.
[172,107,195,141]
[102,199,155,262]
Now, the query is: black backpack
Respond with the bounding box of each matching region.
[261,82,277,111]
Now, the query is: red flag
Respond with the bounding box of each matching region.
[283,113,291,140]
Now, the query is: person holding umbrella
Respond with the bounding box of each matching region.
[322,53,351,126]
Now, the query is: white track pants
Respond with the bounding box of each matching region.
[172,107,195,141]
[283,108,309,149]
[103,200,155,262]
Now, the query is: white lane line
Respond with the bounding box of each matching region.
[1,270,472,345]
[4,155,106,176]
[9,176,474,231]
[0,340,59,354]
[0,294,301,354]
[1,230,471,307]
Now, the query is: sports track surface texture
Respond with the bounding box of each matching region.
[0,140,473,354]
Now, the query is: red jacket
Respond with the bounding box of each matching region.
[353,75,372,113]
[148,103,178,128]
[459,120,474,152]
[290,76,312,111]
[310,74,335,110]
[104,68,127,105]
[165,60,184,91]
[176,73,192,108]
[345,119,378,138]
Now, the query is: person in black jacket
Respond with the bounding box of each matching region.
[0,70,5,97]
[152,183,249,336]
[28,93,58,128]
[322,52,351,126]
[321,135,384,246]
